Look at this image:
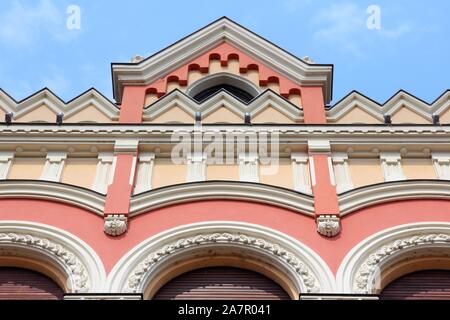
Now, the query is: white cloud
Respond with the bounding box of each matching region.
[312,3,366,56]
[0,0,75,48]
[312,3,414,56]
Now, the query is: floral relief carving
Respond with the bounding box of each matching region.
[125,232,320,293]
[0,232,90,292]
[354,233,450,293]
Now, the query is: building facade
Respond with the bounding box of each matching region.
[0,17,449,300]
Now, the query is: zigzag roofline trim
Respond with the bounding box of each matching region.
[143,88,303,121]
[327,90,450,122]
[0,87,120,120]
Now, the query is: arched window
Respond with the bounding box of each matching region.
[187,73,260,103]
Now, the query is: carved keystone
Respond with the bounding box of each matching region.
[104,214,128,236]
[316,215,340,237]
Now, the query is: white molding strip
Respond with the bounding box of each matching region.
[0,180,105,215]
[339,180,450,215]
[129,181,315,216]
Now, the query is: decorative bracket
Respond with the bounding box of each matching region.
[104,214,128,236]
[316,215,341,237]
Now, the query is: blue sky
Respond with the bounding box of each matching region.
[0,0,448,105]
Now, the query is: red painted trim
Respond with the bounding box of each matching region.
[300,86,327,124]
[119,86,146,123]
[104,154,137,216]
[310,154,340,216]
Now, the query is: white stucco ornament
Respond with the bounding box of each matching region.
[104,215,128,236]
[316,215,341,237]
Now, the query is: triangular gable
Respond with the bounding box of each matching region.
[112,17,333,103]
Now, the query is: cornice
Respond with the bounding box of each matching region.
[0,180,105,215]
[339,180,450,215]
[129,181,315,216]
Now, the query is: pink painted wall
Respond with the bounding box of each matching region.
[1,198,449,275]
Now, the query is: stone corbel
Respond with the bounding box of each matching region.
[332,153,353,193]
[316,215,341,237]
[104,214,128,236]
[380,152,405,182]
[291,153,312,194]
[239,152,259,183]
[432,153,450,180]
[134,153,155,194]
[40,152,67,182]
[0,152,14,179]
[186,151,206,182]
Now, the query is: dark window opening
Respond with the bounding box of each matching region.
[193,84,255,103]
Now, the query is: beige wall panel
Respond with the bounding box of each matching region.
[402,158,437,180]
[166,81,180,93]
[146,106,194,123]
[439,108,450,124]
[0,108,5,120]
[260,160,294,189]
[267,83,280,94]
[64,105,114,123]
[209,60,224,74]
[391,107,430,124]
[152,159,187,189]
[202,107,243,123]
[288,94,302,108]
[252,106,296,124]
[333,107,383,124]
[61,158,98,189]
[144,93,158,107]
[187,70,202,86]
[348,158,384,188]
[16,104,56,122]
[8,158,45,180]
[227,59,240,74]
[206,164,240,181]
[244,70,259,86]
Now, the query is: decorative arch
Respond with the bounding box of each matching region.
[336,222,450,294]
[0,221,106,293]
[129,181,315,217]
[106,222,334,298]
[0,180,105,216]
[186,72,261,102]
[339,180,450,215]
